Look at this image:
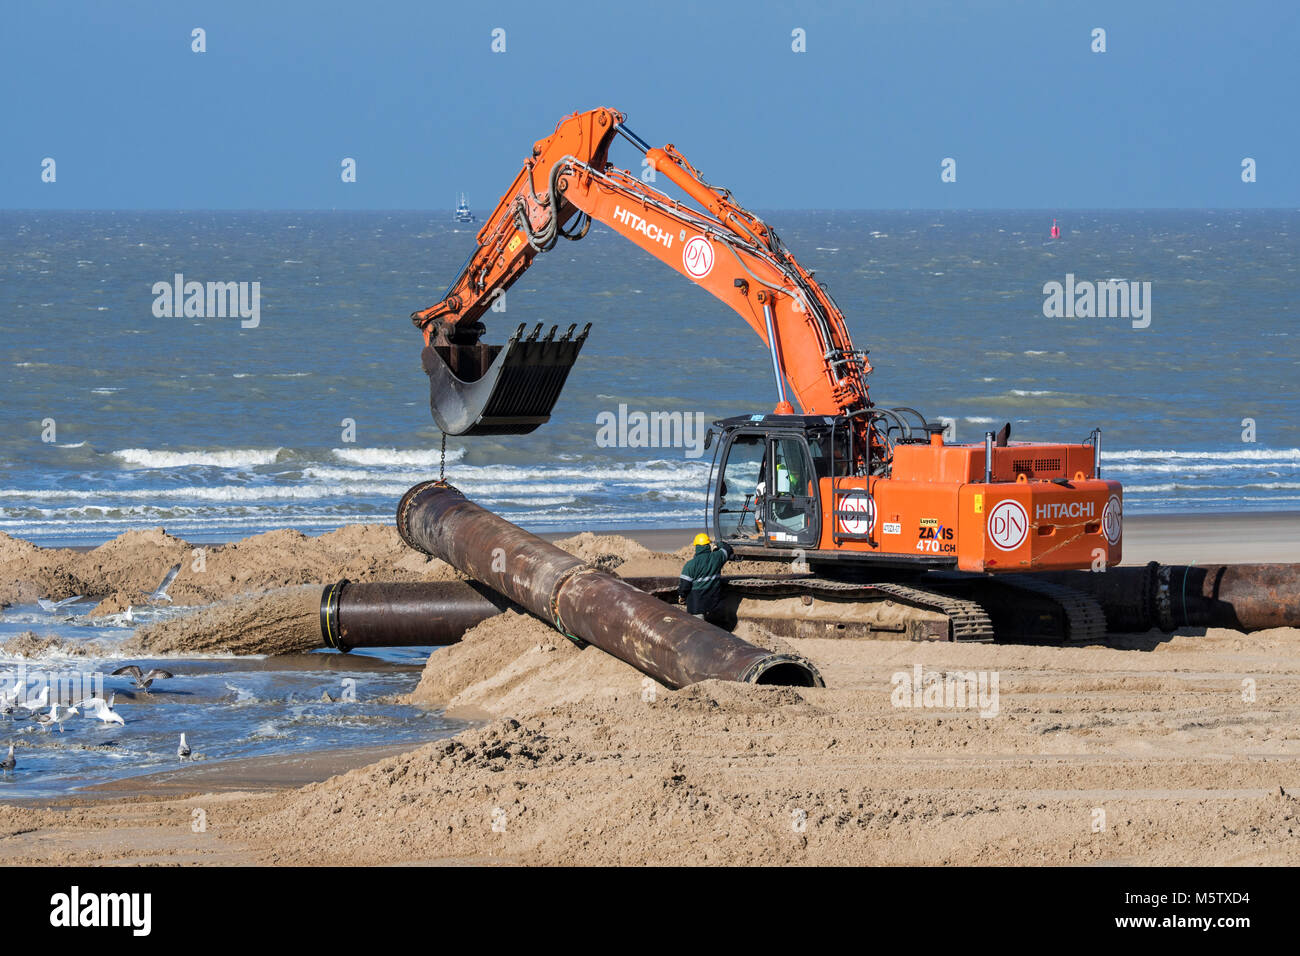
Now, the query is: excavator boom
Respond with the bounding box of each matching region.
[412,107,1124,577]
[413,107,875,459]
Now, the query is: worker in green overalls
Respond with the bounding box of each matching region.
[679,533,734,620]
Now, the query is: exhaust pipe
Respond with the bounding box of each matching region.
[395,481,824,689]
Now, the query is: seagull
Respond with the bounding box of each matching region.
[141,563,181,604]
[18,686,49,713]
[37,594,82,613]
[76,695,124,726]
[111,665,175,690]
[1,743,14,775]
[49,703,78,732]
[0,696,15,719]
[177,733,191,760]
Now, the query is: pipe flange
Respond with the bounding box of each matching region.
[737,654,826,688]
[1155,563,1176,632]
[396,480,460,553]
[547,564,597,647]
[319,578,350,652]
[1139,561,1159,632]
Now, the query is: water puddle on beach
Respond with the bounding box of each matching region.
[0,600,463,800]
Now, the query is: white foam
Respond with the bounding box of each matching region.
[114,448,283,468]
[330,447,467,467]
[1105,448,1300,462]
[0,483,413,502]
[1104,462,1294,474]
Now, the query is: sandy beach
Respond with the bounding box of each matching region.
[0,513,1297,865]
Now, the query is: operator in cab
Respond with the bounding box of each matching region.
[679,533,734,620]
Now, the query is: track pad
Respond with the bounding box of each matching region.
[422,323,590,435]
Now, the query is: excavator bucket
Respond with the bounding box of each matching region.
[421,322,590,435]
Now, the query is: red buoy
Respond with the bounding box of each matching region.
[1050,218,1061,239]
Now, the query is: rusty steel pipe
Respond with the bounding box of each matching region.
[320,579,512,651]
[1038,563,1300,633]
[395,481,824,688]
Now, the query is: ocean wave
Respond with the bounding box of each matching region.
[0,483,415,502]
[1103,462,1295,474]
[1104,448,1300,461]
[114,447,284,468]
[303,460,709,485]
[1123,481,1300,493]
[330,447,467,467]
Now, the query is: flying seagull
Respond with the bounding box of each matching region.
[37,594,82,613]
[142,563,182,603]
[111,665,175,690]
[76,695,124,726]
[178,733,191,761]
[1,743,14,775]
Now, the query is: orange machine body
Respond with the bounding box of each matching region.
[823,443,1122,572]
[413,108,1124,575]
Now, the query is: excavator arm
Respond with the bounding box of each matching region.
[414,107,879,465]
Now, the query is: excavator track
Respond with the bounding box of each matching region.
[995,576,1109,644]
[923,572,1110,645]
[717,576,997,643]
[633,572,1107,645]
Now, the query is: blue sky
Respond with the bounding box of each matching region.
[2,0,1295,209]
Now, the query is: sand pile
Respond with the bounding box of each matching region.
[407,611,654,718]
[551,532,652,572]
[0,524,461,610]
[239,619,1300,865]
[124,586,324,656]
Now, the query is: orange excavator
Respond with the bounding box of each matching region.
[411,108,1123,642]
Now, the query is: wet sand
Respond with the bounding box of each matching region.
[1,515,1298,865]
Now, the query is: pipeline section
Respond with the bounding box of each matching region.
[317,563,1300,653]
[393,481,824,688]
[320,579,512,651]
[1037,563,1300,633]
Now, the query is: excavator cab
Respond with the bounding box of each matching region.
[713,417,829,551]
[422,321,591,436]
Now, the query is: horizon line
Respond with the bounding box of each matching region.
[2,206,1298,214]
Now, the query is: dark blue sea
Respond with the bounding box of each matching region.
[1,209,1296,546]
